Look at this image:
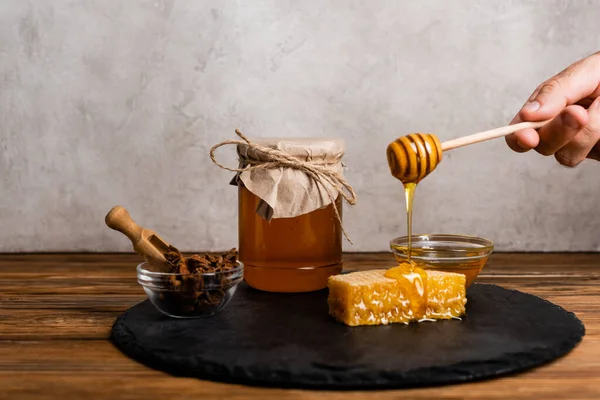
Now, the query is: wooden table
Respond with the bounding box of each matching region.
[1,253,599,399]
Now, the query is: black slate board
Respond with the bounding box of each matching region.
[110,283,584,390]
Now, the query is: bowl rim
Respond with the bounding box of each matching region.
[390,233,494,253]
[137,260,244,277]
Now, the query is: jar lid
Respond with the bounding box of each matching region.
[234,137,346,220]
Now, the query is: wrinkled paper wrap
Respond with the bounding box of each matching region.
[230,138,345,220]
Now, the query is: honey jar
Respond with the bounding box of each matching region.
[229,136,351,293]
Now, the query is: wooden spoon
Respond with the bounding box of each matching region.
[105,206,172,272]
[387,119,551,183]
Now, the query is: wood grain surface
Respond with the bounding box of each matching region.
[0,253,599,399]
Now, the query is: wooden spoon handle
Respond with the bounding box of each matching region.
[105,206,143,243]
[440,119,551,152]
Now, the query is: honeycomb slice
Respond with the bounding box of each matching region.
[327,268,466,326]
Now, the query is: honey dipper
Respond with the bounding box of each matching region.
[105,206,172,272]
[387,119,551,183]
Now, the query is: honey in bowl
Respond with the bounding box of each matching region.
[389,234,494,287]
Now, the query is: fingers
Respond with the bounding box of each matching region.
[519,53,600,122]
[534,105,588,156]
[554,97,600,167]
[505,106,588,154]
[505,127,540,152]
[505,114,541,152]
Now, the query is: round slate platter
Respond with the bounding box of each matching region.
[110,283,584,390]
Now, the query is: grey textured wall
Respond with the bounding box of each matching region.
[1,0,599,252]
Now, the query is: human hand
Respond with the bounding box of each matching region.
[505,52,600,166]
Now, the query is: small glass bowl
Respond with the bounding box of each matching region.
[390,234,494,287]
[137,261,244,318]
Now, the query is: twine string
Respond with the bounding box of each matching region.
[210,130,356,243]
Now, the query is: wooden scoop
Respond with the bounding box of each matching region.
[105,206,172,272]
[387,119,551,183]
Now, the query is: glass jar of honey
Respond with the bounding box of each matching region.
[232,137,349,293]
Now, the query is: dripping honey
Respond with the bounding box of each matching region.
[403,182,417,264]
[388,133,474,298]
[380,182,428,307]
[238,186,343,293]
[396,174,485,288]
[388,147,427,301]
[384,263,428,319]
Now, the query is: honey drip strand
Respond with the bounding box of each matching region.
[404,182,417,265]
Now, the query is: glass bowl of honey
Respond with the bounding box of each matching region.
[389,234,494,287]
[137,261,244,318]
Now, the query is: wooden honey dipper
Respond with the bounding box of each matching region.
[105,206,172,272]
[387,119,551,183]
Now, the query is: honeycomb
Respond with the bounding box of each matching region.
[327,266,466,326]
